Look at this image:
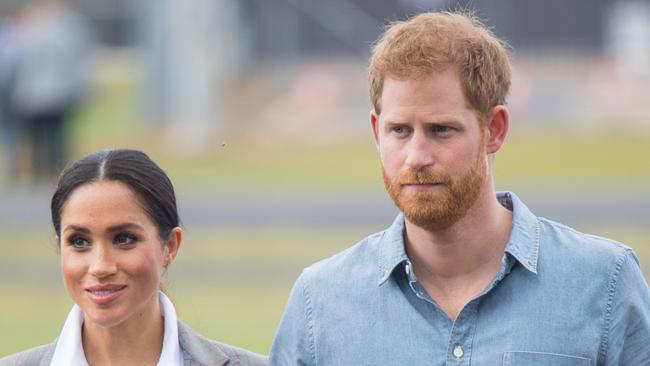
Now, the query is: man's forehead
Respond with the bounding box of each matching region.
[378,72,485,120]
[384,65,458,82]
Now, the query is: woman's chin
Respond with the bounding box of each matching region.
[82,309,128,330]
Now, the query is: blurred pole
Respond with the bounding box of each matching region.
[605,1,650,78]
[139,0,239,155]
[259,0,299,64]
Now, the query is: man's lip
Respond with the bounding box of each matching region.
[402,182,442,186]
[401,183,444,191]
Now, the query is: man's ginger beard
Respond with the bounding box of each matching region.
[382,142,487,231]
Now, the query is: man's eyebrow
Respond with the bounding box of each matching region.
[424,120,461,126]
[380,116,407,125]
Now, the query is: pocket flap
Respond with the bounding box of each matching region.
[503,351,592,366]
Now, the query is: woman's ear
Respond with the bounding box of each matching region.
[163,227,182,267]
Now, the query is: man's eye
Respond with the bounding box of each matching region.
[392,126,406,134]
[68,236,89,248]
[115,233,137,246]
[433,126,452,134]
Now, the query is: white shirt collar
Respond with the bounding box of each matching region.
[49,303,88,366]
[50,291,184,366]
[158,291,185,366]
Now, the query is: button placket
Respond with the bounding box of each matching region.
[446,302,479,364]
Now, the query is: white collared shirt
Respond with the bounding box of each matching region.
[50,292,184,366]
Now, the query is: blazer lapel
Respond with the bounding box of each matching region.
[178,321,231,366]
[39,341,56,366]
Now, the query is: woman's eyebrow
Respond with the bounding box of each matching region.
[105,223,145,233]
[62,225,90,234]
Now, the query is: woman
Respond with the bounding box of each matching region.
[0,149,266,366]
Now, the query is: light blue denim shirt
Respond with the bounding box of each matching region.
[269,192,650,365]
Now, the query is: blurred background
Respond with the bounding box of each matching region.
[0,0,648,356]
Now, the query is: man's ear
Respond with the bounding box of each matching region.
[370,109,380,147]
[163,227,182,267]
[485,105,509,154]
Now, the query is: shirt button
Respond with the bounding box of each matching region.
[453,345,464,359]
[405,263,411,275]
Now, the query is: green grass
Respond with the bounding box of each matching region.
[177,227,369,265]
[495,131,650,187]
[0,283,286,356]
[0,226,364,356]
[169,284,290,355]
[0,285,73,353]
[61,70,650,190]
[2,65,649,357]
[1,225,648,357]
[61,129,650,191]
[159,131,650,190]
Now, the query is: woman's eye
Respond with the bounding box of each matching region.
[115,233,137,246]
[68,236,89,248]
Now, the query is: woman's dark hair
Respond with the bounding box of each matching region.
[51,149,180,241]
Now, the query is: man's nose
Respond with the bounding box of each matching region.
[404,132,435,169]
[88,245,118,278]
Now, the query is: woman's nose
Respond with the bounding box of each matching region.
[88,245,118,278]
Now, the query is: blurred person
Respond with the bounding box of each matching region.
[8,0,93,182]
[0,149,266,366]
[269,11,650,365]
[0,9,22,184]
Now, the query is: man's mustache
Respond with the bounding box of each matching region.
[394,169,451,186]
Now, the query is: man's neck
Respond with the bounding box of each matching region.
[403,189,513,319]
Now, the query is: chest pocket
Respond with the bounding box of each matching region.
[503,351,592,365]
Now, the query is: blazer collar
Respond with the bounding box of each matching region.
[39,321,233,366]
[39,342,57,366]
[178,321,231,366]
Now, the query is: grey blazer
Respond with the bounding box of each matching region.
[0,321,266,366]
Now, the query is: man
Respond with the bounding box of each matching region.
[269,11,650,366]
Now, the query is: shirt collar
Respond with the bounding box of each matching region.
[50,303,88,366]
[158,291,185,366]
[50,291,184,366]
[377,191,540,285]
[377,214,409,285]
[498,191,540,274]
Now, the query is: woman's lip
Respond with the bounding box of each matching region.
[85,285,126,305]
[85,284,125,291]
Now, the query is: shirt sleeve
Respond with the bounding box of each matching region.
[601,249,650,365]
[268,271,316,366]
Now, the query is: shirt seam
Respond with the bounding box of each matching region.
[301,275,317,366]
[377,230,390,280]
[598,247,629,364]
[525,217,540,273]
